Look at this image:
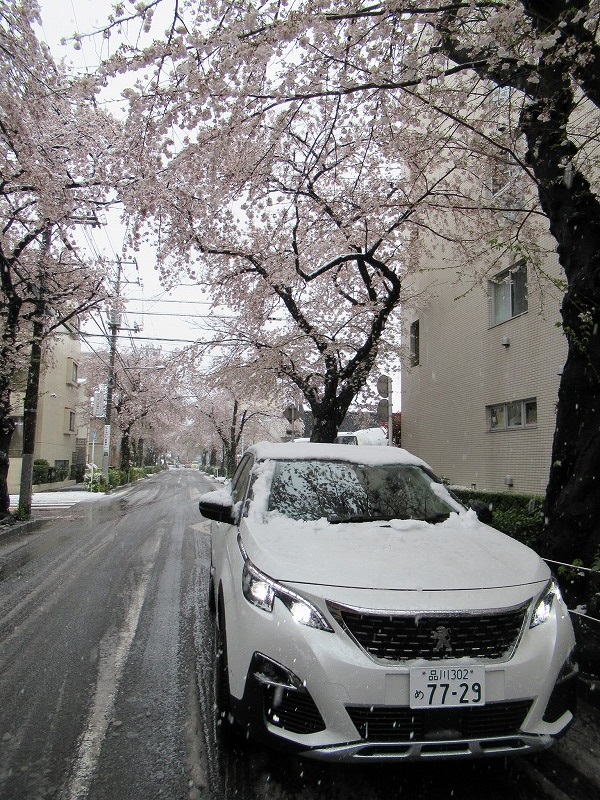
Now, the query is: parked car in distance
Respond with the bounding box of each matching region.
[199,442,577,762]
[335,426,387,446]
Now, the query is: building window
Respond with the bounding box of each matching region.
[490,262,527,326]
[488,399,537,431]
[65,409,76,433]
[410,320,420,366]
[67,358,78,385]
[8,416,24,457]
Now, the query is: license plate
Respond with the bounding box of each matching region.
[410,666,485,708]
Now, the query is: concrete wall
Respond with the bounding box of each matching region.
[8,328,83,494]
[401,235,567,495]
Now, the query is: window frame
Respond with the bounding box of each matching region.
[409,319,420,366]
[8,416,24,457]
[64,408,77,434]
[487,398,537,432]
[67,358,79,385]
[490,261,528,326]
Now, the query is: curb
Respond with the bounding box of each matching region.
[0,517,48,544]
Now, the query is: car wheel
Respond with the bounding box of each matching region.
[214,600,238,747]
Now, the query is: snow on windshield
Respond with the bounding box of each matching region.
[248,459,460,524]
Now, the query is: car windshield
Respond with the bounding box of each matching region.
[265,459,459,523]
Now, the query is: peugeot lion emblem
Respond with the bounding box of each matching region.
[431,625,453,653]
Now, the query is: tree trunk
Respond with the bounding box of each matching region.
[0,269,22,520]
[0,391,15,518]
[17,318,43,519]
[519,80,600,565]
[310,411,344,443]
[120,429,131,472]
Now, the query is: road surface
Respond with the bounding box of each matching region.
[0,469,598,800]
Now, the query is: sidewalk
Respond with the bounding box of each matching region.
[1,490,107,543]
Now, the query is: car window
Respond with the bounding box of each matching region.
[231,454,254,506]
[266,460,457,523]
[268,461,367,520]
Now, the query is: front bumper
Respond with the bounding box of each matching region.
[229,651,576,762]
[222,580,577,762]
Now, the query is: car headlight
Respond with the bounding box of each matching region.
[530,578,563,628]
[241,558,333,632]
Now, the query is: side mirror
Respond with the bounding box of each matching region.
[199,489,236,525]
[469,499,493,525]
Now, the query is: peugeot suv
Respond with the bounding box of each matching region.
[199,442,577,762]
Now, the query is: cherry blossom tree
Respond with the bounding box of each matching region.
[0,0,126,518]
[83,345,185,472]
[130,103,411,441]
[88,0,600,561]
[191,387,281,476]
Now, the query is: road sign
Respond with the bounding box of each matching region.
[103,424,111,456]
[283,404,303,422]
[377,374,390,397]
[377,398,389,423]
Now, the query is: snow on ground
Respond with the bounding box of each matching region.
[9,491,107,509]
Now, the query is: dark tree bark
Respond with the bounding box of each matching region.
[436,0,600,564]
[0,257,23,520]
[520,79,600,564]
[17,314,43,519]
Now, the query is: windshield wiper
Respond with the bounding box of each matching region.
[422,512,451,524]
[328,514,395,524]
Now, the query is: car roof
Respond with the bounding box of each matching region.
[246,441,431,469]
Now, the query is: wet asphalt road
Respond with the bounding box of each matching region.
[0,469,597,800]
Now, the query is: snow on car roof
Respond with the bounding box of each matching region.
[247,441,431,468]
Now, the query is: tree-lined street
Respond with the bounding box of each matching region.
[0,470,599,800]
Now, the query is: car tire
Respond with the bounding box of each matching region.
[214,599,238,747]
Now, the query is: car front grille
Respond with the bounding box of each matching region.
[327,601,530,662]
[346,700,532,742]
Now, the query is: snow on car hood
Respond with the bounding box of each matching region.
[240,510,550,592]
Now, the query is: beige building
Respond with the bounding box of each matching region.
[8,323,85,493]
[401,237,567,495]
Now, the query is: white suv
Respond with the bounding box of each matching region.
[199,442,577,762]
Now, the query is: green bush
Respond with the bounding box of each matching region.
[71,463,86,482]
[452,488,545,548]
[32,459,50,484]
[85,470,108,492]
[108,468,128,488]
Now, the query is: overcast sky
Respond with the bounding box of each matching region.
[36,0,217,356]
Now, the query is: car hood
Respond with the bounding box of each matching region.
[240,511,550,592]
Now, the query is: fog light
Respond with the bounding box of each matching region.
[251,652,304,689]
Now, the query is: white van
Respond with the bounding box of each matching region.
[335,427,387,446]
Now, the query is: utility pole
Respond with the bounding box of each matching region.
[102,258,122,480]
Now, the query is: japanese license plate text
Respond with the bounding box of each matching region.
[409,666,486,708]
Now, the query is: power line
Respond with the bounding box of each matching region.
[122,310,235,319]
[81,332,207,344]
[125,298,214,305]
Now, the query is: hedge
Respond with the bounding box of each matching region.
[452,488,545,549]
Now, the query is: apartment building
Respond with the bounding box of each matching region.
[8,323,85,493]
[401,236,567,495]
